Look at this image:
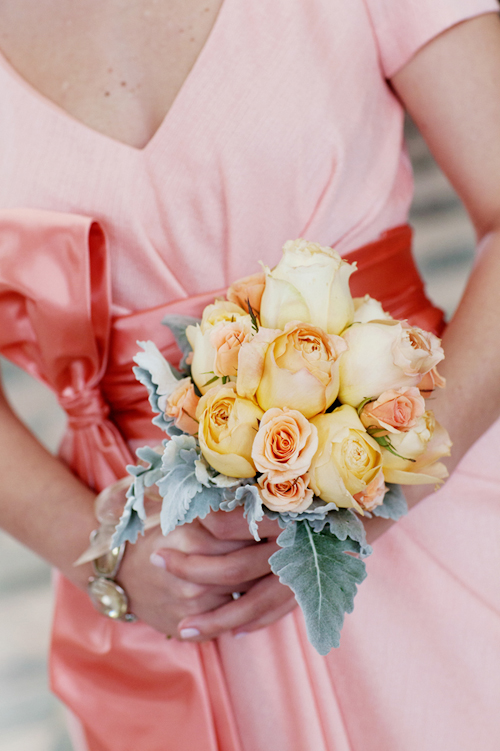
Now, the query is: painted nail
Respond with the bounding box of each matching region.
[234,632,248,639]
[150,552,166,569]
[179,627,201,639]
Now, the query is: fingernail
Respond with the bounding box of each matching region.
[179,628,201,639]
[234,631,248,639]
[150,552,166,569]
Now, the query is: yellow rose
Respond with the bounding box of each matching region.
[186,301,251,394]
[381,411,451,485]
[309,405,383,511]
[338,320,444,407]
[200,300,248,332]
[196,383,263,478]
[237,322,347,419]
[260,239,356,334]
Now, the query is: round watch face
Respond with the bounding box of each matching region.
[88,577,129,620]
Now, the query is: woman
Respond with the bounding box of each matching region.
[0,0,499,749]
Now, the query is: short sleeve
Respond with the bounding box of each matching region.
[364,0,499,78]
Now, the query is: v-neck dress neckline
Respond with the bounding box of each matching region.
[0,0,229,155]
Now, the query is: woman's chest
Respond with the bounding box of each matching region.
[0,0,224,148]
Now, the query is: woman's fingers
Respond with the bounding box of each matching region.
[158,539,280,587]
[157,519,252,556]
[176,573,296,641]
[199,507,281,541]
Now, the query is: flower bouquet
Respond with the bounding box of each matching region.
[113,239,451,655]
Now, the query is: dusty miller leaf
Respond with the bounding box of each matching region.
[269,521,367,655]
[371,482,408,520]
[309,509,372,558]
[314,510,370,557]
[112,447,164,547]
[156,435,224,534]
[162,314,201,372]
[221,483,264,541]
[133,366,177,432]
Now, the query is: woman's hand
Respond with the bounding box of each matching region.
[138,509,297,641]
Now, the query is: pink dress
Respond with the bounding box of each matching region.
[0,1,499,749]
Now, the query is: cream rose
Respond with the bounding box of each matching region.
[196,383,263,478]
[252,407,318,482]
[159,379,199,435]
[360,387,425,435]
[227,272,266,315]
[394,324,444,377]
[338,320,444,407]
[237,322,347,419]
[309,405,383,511]
[258,473,314,513]
[381,411,451,485]
[353,295,392,324]
[260,238,356,334]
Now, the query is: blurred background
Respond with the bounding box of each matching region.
[0,121,481,750]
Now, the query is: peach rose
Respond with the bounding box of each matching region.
[419,366,446,396]
[159,380,199,435]
[381,411,452,485]
[252,407,318,483]
[186,303,252,394]
[196,383,263,478]
[258,473,314,513]
[227,272,266,315]
[359,387,425,435]
[210,318,254,378]
[353,469,386,512]
[238,322,347,419]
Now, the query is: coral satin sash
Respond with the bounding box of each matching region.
[0,210,444,751]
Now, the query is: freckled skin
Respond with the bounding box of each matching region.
[0,0,222,148]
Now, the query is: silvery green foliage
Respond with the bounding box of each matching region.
[162,314,201,372]
[312,509,372,558]
[156,436,225,535]
[221,483,265,541]
[112,446,164,547]
[269,521,367,655]
[265,499,338,526]
[132,365,179,433]
[264,501,370,556]
[371,482,408,521]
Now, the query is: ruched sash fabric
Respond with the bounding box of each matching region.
[0,211,450,751]
[0,210,133,489]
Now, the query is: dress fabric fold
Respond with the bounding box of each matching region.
[2,209,500,750]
